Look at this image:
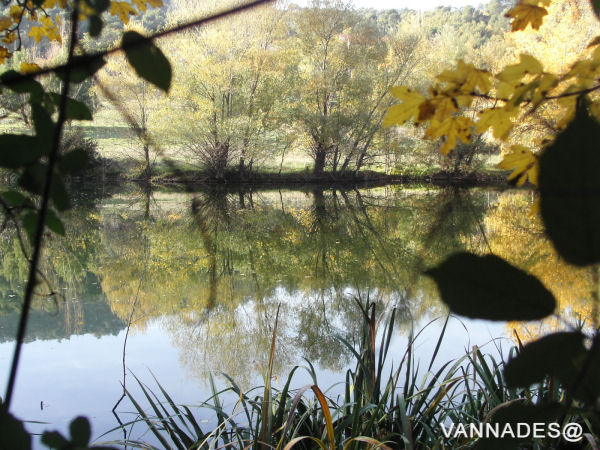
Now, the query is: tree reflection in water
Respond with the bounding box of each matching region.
[1,185,580,386]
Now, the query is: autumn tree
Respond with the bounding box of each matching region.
[157,0,292,179]
[290,1,425,175]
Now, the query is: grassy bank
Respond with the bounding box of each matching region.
[79,156,510,189]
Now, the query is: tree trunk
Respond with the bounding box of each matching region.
[313,146,326,176]
[143,144,151,181]
[239,156,245,177]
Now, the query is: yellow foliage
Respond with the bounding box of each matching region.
[419,94,458,123]
[506,1,549,32]
[42,0,68,8]
[497,54,544,85]
[385,0,600,159]
[0,46,11,64]
[0,17,12,32]
[424,116,473,155]
[475,106,517,139]
[28,26,45,43]
[437,59,492,94]
[9,6,23,21]
[485,193,594,342]
[382,86,426,126]
[497,145,538,186]
[19,62,41,74]
[131,0,162,11]
[109,1,137,24]
[2,31,16,44]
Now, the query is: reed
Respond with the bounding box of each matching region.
[102,301,593,449]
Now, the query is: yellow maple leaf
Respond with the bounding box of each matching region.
[498,145,538,186]
[425,116,474,155]
[564,60,596,88]
[20,62,40,74]
[28,26,45,43]
[42,0,68,8]
[498,54,543,85]
[0,17,12,32]
[2,31,16,44]
[556,95,576,129]
[475,106,517,140]
[0,46,12,64]
[436,60,492,95]
[427,93,458,123]
[531,73,557,104]
[9,6,23,21]
[383,86,425,126]
[464,66,492,94]
[505,1,548,32]
[109,1,137,24]
[437,60,469,89]
[147,0,163,6]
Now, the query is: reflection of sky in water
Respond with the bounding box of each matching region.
[0,313,506,448]
[0,188,532,448]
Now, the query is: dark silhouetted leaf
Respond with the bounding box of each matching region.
[18,163,46,195]
[122,31,172,92]
[51,178,70,211]
[0,412,31,449]
[592,0,600,20]
[56,56,106,84]
[41,431,68,449]
[22,211,37,243]
[539,98,600,266]
[48,93,92,120]
[425,253,555,321]
[46,209,65,236]
[0,70,43,101]
[88,15,103,37]
[0,134,42,168]
[59,148,89,174]
[2,190,30,207]
[69,416,91,446]
[504,331,585,388]
[32,104,54,154]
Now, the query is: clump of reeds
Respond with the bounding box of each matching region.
[101,300,588,449]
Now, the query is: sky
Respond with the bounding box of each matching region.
[292,0,485,11]
[351,0,482,10]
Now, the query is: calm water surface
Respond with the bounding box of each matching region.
[0,185,587,447]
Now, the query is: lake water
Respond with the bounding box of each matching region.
[0,185,588,448]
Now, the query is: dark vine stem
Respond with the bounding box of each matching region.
[2,0,80,413]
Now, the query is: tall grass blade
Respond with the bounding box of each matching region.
[260,305,280,449]
[428,315,449,372]
[311,385,335,450]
